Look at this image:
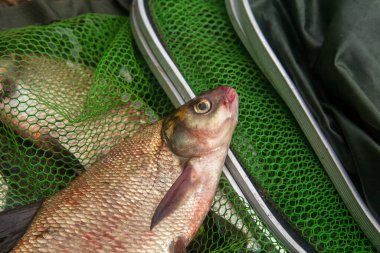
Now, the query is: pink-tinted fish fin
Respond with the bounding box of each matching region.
[150,164,198,230]
[170,236,187,253]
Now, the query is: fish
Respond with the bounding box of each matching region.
[0,52,156,249]
[9,86,238,252]
[0,53,155,209]
[0,53,155,168]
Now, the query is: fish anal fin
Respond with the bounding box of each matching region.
[150,164,199,230]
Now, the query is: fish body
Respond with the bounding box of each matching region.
[11,86,238,252]
[0,54,153,168]
[0,53,153,212]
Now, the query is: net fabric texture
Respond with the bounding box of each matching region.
[148,0,376,252]
[0,14,173,210]
[0,13,287,252]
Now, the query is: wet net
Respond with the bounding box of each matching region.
[0,12,289,253]
[148,0,376,252]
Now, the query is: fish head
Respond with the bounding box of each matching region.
[162,86,238,158]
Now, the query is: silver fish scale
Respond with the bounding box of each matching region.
[0,54,153,169]
[11,121,195,253]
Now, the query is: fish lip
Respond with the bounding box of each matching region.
[219,86,238,121]
[220,86,237,104]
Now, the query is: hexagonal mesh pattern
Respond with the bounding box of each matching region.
[0,14,173,210]
[148,0,376,252]
[0,13,288,252]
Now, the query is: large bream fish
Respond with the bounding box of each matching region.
[10,86,238,252]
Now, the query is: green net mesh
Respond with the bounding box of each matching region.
[0,14,173,209]
[0,12,289,252]
[148,0,376,252]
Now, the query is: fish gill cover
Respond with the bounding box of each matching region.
[0,13,284,253]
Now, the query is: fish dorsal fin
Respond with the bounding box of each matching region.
[150,163,199,230]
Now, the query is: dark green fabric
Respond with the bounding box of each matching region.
[0,0,132,30]
[251,0,380,220]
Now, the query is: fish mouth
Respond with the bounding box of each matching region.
[220,86,236,104]
[219,86,238,120]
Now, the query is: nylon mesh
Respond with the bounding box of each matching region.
[148,0,376,252]
[0,13,287,252]
[0,14,173,209]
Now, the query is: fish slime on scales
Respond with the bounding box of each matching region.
[10,86,238,252]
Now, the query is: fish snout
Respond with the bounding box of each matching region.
[221,86,237,104]
[219,86,238,118]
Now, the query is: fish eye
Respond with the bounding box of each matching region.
[194,99,212,114]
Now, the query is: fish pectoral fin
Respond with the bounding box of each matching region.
[0,201,42,252]
[150,164,199,230]
[170,236,187,253]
